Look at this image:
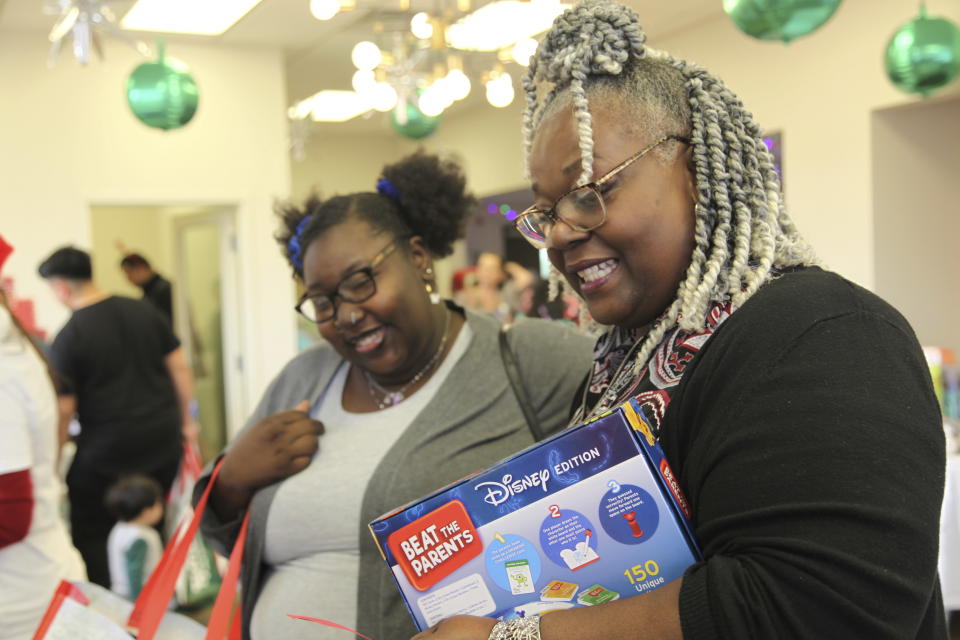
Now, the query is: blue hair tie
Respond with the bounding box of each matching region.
[288,215,312,271]
[376,178,401,201]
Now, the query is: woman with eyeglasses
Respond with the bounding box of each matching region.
[417,2,945,640]
[194,150,593,640]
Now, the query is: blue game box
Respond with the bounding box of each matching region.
[368,399,700,630]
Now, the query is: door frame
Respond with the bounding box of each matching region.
[171,208,246,437]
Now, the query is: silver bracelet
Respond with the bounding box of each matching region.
[489,615,542,640]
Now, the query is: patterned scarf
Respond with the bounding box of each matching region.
[574,301,735,434]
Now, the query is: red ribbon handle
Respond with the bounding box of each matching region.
[129,459,249,640]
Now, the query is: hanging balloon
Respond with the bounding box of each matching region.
[723,0,842,43]
[126,41,199,131]
[390,97,439,140]
[885,4,960,97]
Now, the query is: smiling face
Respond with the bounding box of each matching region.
[301,216,437,384]
[528,102,696,330]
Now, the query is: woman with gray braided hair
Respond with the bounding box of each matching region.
[417,2,945,640]
[192,150,592,640]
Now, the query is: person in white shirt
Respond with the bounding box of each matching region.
[105,474,164,601]
[0,235,86,639]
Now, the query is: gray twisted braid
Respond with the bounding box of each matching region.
[524,0,817,378]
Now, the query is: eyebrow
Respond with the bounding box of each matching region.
[531,157,584,196]
[303,258,371,294]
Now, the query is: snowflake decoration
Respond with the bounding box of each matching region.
[44,0,150,66]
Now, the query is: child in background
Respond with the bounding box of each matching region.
[105,475,164,600]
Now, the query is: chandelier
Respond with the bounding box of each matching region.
[289,0,567,134]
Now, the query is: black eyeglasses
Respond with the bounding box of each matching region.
[515,134,689,249]
[295,241,398,323]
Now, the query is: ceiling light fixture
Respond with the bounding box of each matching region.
[290,0,566,134]
[445,0,566,51]
[309,0,356,21]
[310,0,340,20]
[511,37,539,67]
[289,90,377,122]
[121,0,264,36]
[410,12,434,39]
[484,66,515,108]
[351,41,382,71]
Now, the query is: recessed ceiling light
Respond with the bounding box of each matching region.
[446,0,568,52]
[121,0,264,36]
[295,91,373,122]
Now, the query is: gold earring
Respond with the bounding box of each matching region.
[425,281,440,304]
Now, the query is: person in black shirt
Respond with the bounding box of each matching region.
[120,253,174,325]
[38,246,196,588]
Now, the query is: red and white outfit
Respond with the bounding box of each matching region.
[0,306,85,639]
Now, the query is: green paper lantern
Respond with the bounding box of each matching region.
[390,99,439,140]
[126,42,199,131]
[723,0,842,43]
[885,4,960,97]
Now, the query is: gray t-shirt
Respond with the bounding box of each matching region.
[250,325,473,639]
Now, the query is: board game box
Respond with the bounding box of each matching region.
[369,399,700,630]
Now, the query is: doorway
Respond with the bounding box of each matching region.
[89,205,244,461]
[872,96,960,354]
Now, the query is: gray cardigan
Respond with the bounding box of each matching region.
[196,306,593,640]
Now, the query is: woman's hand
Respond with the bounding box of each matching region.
[212,401,323,519]
[410,616,497,640]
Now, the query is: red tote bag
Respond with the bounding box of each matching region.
[33,459,249,640]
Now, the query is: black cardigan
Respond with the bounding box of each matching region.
[659,268,946,639]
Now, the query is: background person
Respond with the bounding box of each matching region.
[38,246,196,588]
[0,235,86,640]
[526,278,579,326]
[120,252,174,326]
[195,150,593,640]
[420,1,946,639]
[499,261,537,325]
[105,474,164,601]
[459,252,508,319]
[450,264,476,308]
[460,253,537,325]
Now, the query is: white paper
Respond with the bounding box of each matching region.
[41,598,131,640]
[416,572,496,627]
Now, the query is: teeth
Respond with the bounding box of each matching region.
[355,329,382,348]
[578,259,617,283]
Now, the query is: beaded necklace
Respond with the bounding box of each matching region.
[363,306,451,409]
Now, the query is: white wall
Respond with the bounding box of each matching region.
[414,100,528,197]
[872,97,960,353]
[0,33,295,418]
[290,130,407,200]
[89,204,183,300]
[652,0,959,288]
[291,99,527,199]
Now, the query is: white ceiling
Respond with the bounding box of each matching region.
[0,0,724,130]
